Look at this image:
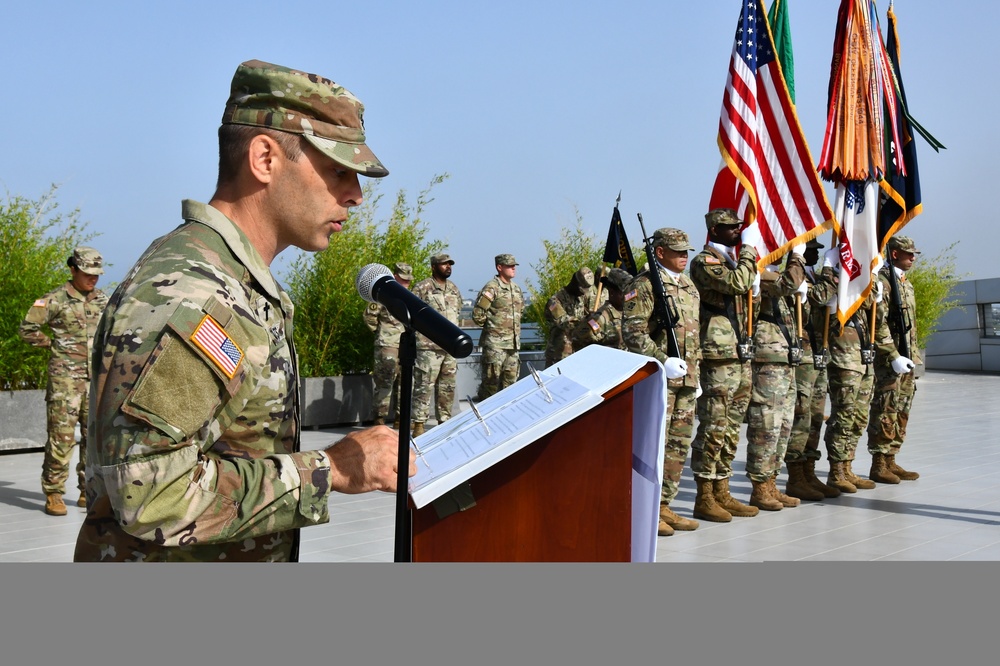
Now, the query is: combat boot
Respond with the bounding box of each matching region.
[771,477,801,507]
[657,520,674,537]
[693,477,732,523]
[713,477,759,517]
[784,461,825,501]
[845,460,876,489]
[888,454,920,480]
[869,452,901,484]
[804,459,841,498]
[827,461,857,493]
[749,479,783,511]
[45,493,67,516]
[77,495,87,508]
[412,422,425,437]
[660,504,700,532]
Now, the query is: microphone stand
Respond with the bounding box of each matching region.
[393,326,416,563]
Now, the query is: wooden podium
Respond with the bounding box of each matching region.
[409,358,659,562]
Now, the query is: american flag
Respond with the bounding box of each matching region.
[709,0,835,267]
[191,315,244,379]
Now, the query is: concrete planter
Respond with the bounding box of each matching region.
[0,389,47,452]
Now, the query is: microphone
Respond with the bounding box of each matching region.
[356,263,474,359]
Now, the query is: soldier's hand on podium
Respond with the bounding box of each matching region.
[324,425,416,494]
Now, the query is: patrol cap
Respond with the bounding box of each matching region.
[887,235,921,254]
[70,246,104,276]
[221,59,388,178]
[430,253,455,265]
[705,208,740,229]
[601,267,632,293]
[806,238,824,249]
[653,228,696,251]
[573,267,595,289]
[392,262,414,280]
[495,253,518,266]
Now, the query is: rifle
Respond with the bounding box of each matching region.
[637,213,681,358]
[884,260,912,359]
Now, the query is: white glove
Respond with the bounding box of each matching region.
[791,242,806,257]
[751,271,761,297]
[823,247,840,270]
[663,357,688,380]
[795,279,809,298]
[873,279,884,304]
[695,382,703,399]
[740,221,763,250]
[891,356,915,374]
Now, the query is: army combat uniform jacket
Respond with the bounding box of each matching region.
[572,300,623,352]
[689,244,759,361]
[19,282,108,396]
[621,265,701,388]
[411,277,463,350]
[74,200,332,562]
[472,277,523,351]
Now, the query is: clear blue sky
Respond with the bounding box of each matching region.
[1,0,988,297]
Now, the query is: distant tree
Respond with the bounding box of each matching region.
[284,175,449,377]
[907,241,964,348]
[0,186,95,389]
[523,208,606,342]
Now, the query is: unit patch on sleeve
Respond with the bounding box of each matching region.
[190,314,244,379]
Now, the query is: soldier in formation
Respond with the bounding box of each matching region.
[621,228,702,536]
[19,246,109,516]
[473,254,524,400]
[543,266,598,367]
[411,253,463,436]
[363,262,413,426]
[571,267,632,352]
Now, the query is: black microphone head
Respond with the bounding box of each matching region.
[356,263,393,303]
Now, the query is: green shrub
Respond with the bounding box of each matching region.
[0,186,95,390]
[284,175,448,377]
[907,241,964,347]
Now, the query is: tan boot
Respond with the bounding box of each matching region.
[869,452,901,484]
[45,493,67,516]
[693,477,732,523]
[661,504,699,531]
[888,454,920,480]
[749,479,783,511]
[827,461,857,494]
[771,477,800,507]
[713,477,759,517]
[77,495,87,508]
[845,460,876,489]
[657,519,675,537]
[412,422,425,437]
[804,459,841,498]
[784,461,824,501]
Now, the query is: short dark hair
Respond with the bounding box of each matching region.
[216,124,305,189]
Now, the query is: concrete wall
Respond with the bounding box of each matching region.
[0,389,47,451]
[924,277,1000,372]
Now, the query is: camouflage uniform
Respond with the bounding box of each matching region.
[543,267,596,367]
[689,244,758,481]
[621,237,701,512]
[363,264,411,424]
[19,252,108,500]
[74,201,338,562]
[572,301,623,351]
[473,255,523,400]
[744,256,805,508]
[411,265,463,425]
[811,266,897,488]
[786,265,829,465]
[867,237,920,480]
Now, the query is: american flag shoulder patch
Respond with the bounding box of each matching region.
[190,314,244,379]
[587,318,600,332]
[32,298,48,307]
[705,256,721,265]
[623,289,638,302]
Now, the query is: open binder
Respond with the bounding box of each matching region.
[408,345,667,562]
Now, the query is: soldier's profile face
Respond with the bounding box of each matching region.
[497,264,516,282]
[70,267,99,294]
[711,223,741,247]
[892,249,915,271]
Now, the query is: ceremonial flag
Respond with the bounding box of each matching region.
[878,3,926,251]
[709,0,835,268]
[768,0,795,103]
[820,0,900,325]
[603,192,639,276]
